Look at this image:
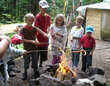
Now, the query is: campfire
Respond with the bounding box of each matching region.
[54,48,76,81]
[29,48,107,86]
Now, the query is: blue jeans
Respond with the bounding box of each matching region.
[71,49,80,68]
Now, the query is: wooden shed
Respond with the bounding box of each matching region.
[77,0,110,41]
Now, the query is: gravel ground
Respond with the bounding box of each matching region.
[8,40,110,86]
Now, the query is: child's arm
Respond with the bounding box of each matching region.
[47,26,51,33]
[16,25,23,35]
[50,26,55,39]
[77,36,84,49]
[89,45,95,55]
[35,38,40,44]
[0,35,10,59]
[9,44,28,56]
[0,39,9,59]
[34,26,48,38]
[56,33,63,38]
[65,22,72,28]
[22,37,39,45]
[69,27,75,42]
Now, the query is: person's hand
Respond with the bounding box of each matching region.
[31,40,39,44]
[44,33,49,38]
[68,22,72,25]
[89,51,93,55]
[76,45,79,49]
[56,33,63,38]
[31,40,36,44]
[23,50,28,55]
[67,22,72,26]
[66,22,72,28]
[70,37,73,42]
[81,50,87,56]
[52,35,55,39]
[70,39,73,42]
[35,39,40,44]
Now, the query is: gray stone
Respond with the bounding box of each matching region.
[61,80,74,86]
[39,74,62,86]
[75,79,93,86]
[46,64,59,75]
[86,66,105,77]
[38,67,51,75]
[88,74,106,86]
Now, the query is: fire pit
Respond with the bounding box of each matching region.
[54,48,77,81]
[29,49,107,86]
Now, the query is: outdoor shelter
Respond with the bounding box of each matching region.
[76,0,110,41]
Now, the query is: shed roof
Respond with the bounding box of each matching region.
[77,2,110,12]
[103,0,110,2]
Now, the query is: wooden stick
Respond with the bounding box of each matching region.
[28,49,51,53]
[38,42,48,44]
[59,48,65,54]
[72,50,87,56]
[54,68,60,78]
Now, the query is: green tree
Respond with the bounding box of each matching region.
[0,0,103,24]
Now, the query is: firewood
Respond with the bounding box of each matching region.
[54,68,60,78]
[57,71,65,81]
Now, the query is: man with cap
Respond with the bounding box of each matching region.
[79,25,96,72]
[34,0,51,68]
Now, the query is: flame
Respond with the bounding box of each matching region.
[57,48,76,78]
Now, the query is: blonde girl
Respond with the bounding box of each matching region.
[50,14,67,64]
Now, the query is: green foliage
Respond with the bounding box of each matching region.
[47,0,72,23]
[0,0,39,24]
[0,14,13,24]
[83,0,102,5]
[6,32,16,40]
[47,0,65,23]
[0,0,102,24]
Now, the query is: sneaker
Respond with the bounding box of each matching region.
[21,72,27,80]
[12,67,21,73]
[9,71,16,77]
[39,64,43,67]
[39,62,43,67]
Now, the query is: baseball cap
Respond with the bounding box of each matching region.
[39,0,49,8]
[86,25,93,33]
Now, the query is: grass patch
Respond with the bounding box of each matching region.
[107,80,110,86]
[5,32,16,39]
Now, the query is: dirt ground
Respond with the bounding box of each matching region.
[1,24,110,86]
[8,39,110,86]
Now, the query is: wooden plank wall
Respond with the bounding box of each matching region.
[86,9,102,40]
